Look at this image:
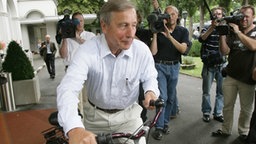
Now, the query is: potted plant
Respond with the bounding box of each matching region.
[2,41,40,105]
[181,56,196,70]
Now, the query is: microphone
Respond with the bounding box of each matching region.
[72,18,80,26]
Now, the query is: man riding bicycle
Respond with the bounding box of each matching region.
[56,0,160,144]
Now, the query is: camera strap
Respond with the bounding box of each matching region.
[203,0,214,20]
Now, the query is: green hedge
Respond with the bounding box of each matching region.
[188,40,201,57]
[2,41,34,81]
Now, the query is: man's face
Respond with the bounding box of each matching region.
[46,36,50,43]
[74,14,85,31]
[213,9,223,19]
[165,7,178,26]
[101,8,137,52]
[240,8,255,30]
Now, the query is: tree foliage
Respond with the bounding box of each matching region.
[56,0,256,39]
[57,0,256,19]
[57,0,105,15]
[133,0,152,18]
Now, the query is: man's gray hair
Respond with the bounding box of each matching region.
[165,5,179,14]
[99,0,135,25]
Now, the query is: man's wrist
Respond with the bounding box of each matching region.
[67,127,85,137]
[145,90,155,95]
[76,37,85,44]
[154,7,160,10]
[235,31,241,35]
[168,35,173,41]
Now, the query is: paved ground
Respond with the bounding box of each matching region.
[7,54,245,144]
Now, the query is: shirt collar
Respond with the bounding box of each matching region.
[100,34,133,59]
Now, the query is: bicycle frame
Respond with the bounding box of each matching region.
[96,99,164,144]
[41,126,68,144]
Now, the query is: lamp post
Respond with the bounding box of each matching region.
[182,10,188,28]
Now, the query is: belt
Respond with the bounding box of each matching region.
[155,60,179,65]
[88,100,123,114]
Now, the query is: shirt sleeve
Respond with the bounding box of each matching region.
[57,47,89,136]
[181,28,192,55]
[140,46,160,97]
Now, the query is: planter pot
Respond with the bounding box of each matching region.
[13,75,41,105]
[181,64,196,70]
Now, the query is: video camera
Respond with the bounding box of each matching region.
[216,12,244,35]
[147,11,170,33]
[55,9,80,44]
[203,0,244,35]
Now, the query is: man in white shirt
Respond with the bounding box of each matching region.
[57,0,160,144]
[59,12,95,71]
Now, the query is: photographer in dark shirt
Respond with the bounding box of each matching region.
[248,67,256,143]
[150,0,191,140]
[198,7,226,123]
[212,5,256,143]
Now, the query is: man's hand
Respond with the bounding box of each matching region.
[143,90,158,110]
[75,32,85,44]
[152,0,159,10]
[68,127,97,144]
[211,19,220,28]
[163,20,172,38]
[228,23,240,34]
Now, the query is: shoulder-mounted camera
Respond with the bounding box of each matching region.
[216,10,244,35]
[55,9,80,44]
[147,10,170,33]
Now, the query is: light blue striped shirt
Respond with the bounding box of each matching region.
[57,34,159,133]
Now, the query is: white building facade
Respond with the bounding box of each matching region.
[0,0,96,55]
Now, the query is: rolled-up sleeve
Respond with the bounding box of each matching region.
[57,46,88,136]
[141,47,160,97]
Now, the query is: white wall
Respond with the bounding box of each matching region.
[0,0,22,48]
[18,0,57,19]
[0,0,96,55]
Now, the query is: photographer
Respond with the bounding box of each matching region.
[212,5,256,142]
[198,7,226,123]
[59,12,95,71]
[150,0,191,140]
[248,67,256,144]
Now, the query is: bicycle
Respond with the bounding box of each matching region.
[41,111,68,144]
[41,98,164,144]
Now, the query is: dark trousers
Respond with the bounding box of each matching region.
[138,83,147,122]
[247,91,256,144]
[45,54,55,77]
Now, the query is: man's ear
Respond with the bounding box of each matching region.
[100,20,107,34]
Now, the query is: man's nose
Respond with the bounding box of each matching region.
[126,26,136,37]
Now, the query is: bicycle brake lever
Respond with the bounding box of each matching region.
[149,98,164,108]
[96,133,113,144]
